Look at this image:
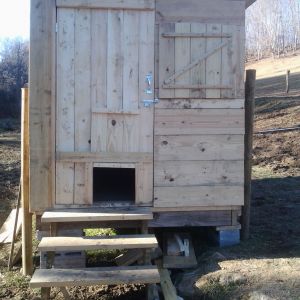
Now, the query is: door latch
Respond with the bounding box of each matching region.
[144,73,153,94]
[143,98,159,107]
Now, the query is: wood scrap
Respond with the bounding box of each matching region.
[0,208,22,244]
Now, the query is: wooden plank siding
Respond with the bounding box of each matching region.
[154,1,245,209]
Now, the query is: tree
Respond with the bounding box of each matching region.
[0,38,29,118]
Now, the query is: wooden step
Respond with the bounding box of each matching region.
[38,234,158,251]
[41,207,153,223]
[30,266,160,288]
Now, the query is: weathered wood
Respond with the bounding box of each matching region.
[57,0,155,10]
[21,88,33,276]
[30,0,55,211]
[156,0,245,25]
[56,152,152,163]
[154,186,243,207]
[154,135,244,161]
[8,183,21,270]
[155,109,244,135]
[154,161,244,186]
[115,249,144,266]
[286,70,290,94]
[41,207,153,223]
[0,208,22,244]
[241,69,256,240]
[60,287,71,300]
[38,235,158,251]
[30,266,160,288]
[149,211,232,227]
[155,98,244,109]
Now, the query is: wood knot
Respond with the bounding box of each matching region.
[111,120,116,126]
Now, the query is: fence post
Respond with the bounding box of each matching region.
[241,69,256,241]
[21,86,33,275]
[286,70,290,94]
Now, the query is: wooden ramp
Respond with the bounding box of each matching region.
[31,207,160,299]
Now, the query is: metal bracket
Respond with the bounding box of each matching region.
[143,98,159,107]
[144,73,153,94]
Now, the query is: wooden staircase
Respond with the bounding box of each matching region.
[30,207,160,300]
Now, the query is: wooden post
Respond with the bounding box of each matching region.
[241,69,256,241]
[286,70,290,94]
[21,87,33,275]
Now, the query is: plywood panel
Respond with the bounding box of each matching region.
[30,0,55,211]
[154,186,244,207]
[155,161,243,186]
[154,135,244,161]
[155,109,244,135]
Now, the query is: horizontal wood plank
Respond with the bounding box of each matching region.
[57,0,155,10]
[156,0,245,25]
[56,152,152,163]
[38,235,158,251]
[30,266,160,288]
[155,99,244,109]
[154,186,244,207]
[149,211,232,227]
[42,207,153,222]
[154,135,244,161]
[155,109,244,135]
[154,161,244,186]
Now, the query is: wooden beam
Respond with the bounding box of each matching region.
[57,0,155,10]
[21,87,33,275]
[241,69,256,240]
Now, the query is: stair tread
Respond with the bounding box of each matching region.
[30,266,160,288]
[38,234,158,251]
[41,207,153,223]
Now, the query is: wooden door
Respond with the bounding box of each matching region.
[55,0,155,206]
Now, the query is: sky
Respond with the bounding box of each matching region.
[0,0,30,42]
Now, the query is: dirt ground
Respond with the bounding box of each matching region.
[0,63,300,299]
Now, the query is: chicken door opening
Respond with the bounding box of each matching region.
[93,167,135,203]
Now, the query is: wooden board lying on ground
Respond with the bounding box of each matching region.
[30,266,160,288]
[38,235,158,251]
[0,209,22,244]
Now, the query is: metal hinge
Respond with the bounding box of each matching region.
[143,98,159,107]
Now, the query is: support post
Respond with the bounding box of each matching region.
[286,70,290,94]
[21,87,33,275]
[241,70,256,241]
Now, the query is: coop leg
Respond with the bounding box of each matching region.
[41,287,50,300]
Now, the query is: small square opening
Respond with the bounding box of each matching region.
[93,167,135,203]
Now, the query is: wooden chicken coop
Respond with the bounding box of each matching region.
[27,0,256,297]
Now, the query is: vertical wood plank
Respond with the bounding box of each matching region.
[139,11,155,153]
[190,23,206,98]
[107,115,124,152]
[74,9,92,204]
[91,113,108,152]
[175,23,190,98]
[91,9,107,111]
[107,10,124,111]
[30,0,55,211]
[136,162,153,206]
[221,25,234,98]
[74,162,93,205]
[56,8,76,205]
[159,23,175,99]
[206,24,222,98]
